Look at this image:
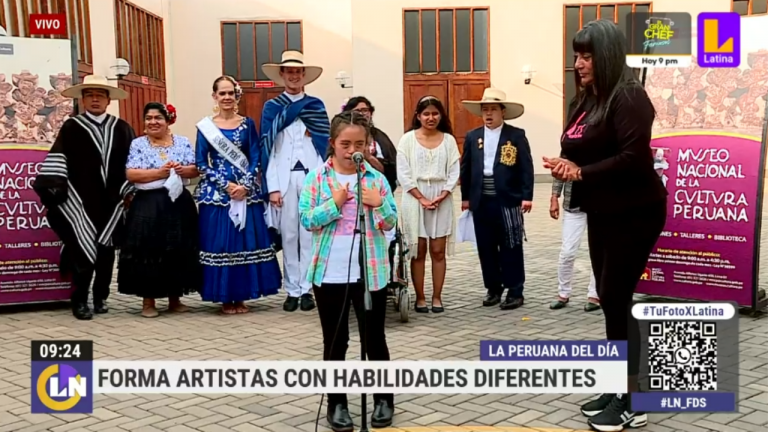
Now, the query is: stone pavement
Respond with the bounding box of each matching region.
[0,183,766,432]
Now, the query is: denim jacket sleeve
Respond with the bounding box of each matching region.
[370,175,397,231]
[299,170,342,231]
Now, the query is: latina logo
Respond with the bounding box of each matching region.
[35,364,88,412]
[697,12,741,68]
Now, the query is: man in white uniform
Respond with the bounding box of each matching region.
[260,50,331,312]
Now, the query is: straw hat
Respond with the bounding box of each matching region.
[262,50,323,87]
[61,75,128,100]
[462,88,524,120]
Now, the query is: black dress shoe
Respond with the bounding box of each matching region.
[500,297,524,310]
[300,294,315,311]
[371,400,394,428]
[72,304,93,320]
[93,301,108,314]
[283,296,299,312]
[326,404,354,432]
[483,294,502,307]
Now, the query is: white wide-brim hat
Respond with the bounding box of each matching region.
[262,50,323,87]
[462,88,524,120]
[60,75,128,100]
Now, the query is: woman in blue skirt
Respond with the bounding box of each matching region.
[194,75,282,314]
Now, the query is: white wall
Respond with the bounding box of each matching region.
[351,0,733,176]
[166,0,353,140]
[88,0,171,116]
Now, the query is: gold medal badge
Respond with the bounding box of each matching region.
[478,138,483,149]
[500,141,517,166]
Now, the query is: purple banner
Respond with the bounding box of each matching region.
[637,133,761,306]
[0,146,73,305]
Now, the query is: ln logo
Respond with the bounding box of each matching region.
[29,14,67,36]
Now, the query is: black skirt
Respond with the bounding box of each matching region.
[117,188,202,298]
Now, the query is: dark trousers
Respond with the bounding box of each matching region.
[71,245,115,305]
[473,195,525,299]
[587,200,666,377]
[314,282,393,409]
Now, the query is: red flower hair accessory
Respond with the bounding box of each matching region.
[165,104,177,125]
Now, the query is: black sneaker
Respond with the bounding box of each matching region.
[587,394,647,432]
[581,393,615,416]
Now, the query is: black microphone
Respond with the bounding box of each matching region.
[352,152,365,164]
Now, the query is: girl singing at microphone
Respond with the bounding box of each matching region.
[298,110,397,431]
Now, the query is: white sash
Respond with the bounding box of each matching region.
[196,117,250,175]
[196,116,249,230]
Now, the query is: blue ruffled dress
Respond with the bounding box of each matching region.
[194,117,282,303]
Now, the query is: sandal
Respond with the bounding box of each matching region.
[142,299,159,318]
[168,298,190,313]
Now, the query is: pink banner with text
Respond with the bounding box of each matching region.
[0,147,73,304]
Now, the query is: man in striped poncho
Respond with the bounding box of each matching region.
[260,50,331,313]
[33,75,135,320]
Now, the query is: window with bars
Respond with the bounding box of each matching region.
[0,0,92,69]
[733,0,768,15]
[221,21,302,82]
[403,7,489,74]
[114,0,165,81]
[563,3,651,122]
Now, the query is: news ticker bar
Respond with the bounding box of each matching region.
[30,359,738,414]
[83,360,628,394]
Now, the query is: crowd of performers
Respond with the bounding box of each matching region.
[34,18,666,431]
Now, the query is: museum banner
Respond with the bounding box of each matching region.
[638,15,768,308]
[0,36,75,304]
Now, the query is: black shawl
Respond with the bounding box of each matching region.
[372,126,398,192]
[33,114,136,275]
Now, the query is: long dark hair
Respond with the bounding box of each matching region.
[327,110,372,158]
[343,96,374,114]
[410,96,452,134]
[570,19,646,125]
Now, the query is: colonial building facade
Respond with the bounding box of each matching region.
[2,0,762,175]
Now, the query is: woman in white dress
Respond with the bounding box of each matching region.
[396,96,460,314]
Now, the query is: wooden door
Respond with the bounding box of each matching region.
[448,80,488,153]
[403,80,449,131]
[238,87,284,130]
[402,78,488,156]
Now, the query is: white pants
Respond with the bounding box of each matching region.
[558,210,598,299]
[281,170,312,297]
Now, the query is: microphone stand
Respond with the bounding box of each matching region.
[354,156,372,432]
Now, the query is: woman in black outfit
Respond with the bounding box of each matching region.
[543,20,667,432]
[343,96,402,285]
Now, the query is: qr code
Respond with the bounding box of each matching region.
[648,321,717,391]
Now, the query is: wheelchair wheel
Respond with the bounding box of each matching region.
[392,287,400,312]
[398,288,410,323]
